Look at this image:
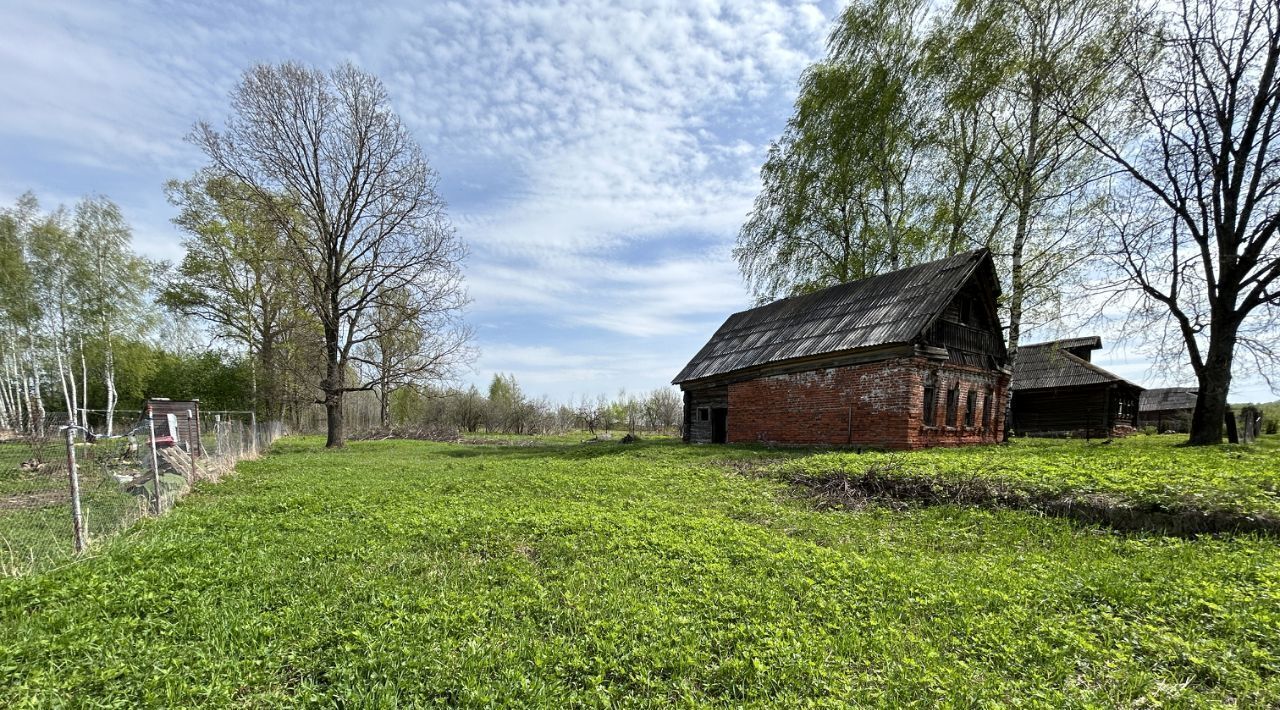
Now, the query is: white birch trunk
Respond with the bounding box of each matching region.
[25,331,45,430]
[0,356,11,431]
[104,343,117,437]
[5,353,21,431]
[65,334,80,429]
[56,344,72,419]
[79,336,89,430]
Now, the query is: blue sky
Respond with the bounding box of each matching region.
[0,0,1270,403]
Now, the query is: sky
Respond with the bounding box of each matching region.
[0,0,1272,403]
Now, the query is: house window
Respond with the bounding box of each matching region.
[965,390,976,428]
[946,383,960,427]
[922,373,938,426]
[983,389,993,430]
[696,407,710,422]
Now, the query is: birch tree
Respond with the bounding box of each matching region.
[27,210,84,426]
[74,197,152,436]
[946,0,1132,356]
[0,194,45,431]
[735,0,943,302]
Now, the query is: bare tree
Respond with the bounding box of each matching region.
[193,62,471,447]
[1073,0,1280,444]
[355,288,471,429]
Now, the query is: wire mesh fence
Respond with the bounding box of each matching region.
[0,410,280,576]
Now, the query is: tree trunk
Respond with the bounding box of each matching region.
[0,358,11,431]
[104,343,117,437]
[25,330,45,430]
[323,338,345,448]
[259,331,281,422]
[55,344,72,418]
[79,336,89,429]
[325,394,344,448]
[1188,334,1235,445]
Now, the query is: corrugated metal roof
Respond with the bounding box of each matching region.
[672,249,992,384]
[1011,339,1142,392]
[1140,387,1197,412]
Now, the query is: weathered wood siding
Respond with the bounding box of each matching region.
[1012,384,1140,436]
[684,386,728,444]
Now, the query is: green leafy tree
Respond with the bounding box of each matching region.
[947,0,1130,356]
[162,173,305,421]
[0,195,43,431]
[735,0,944,302]
[75,196,154,435]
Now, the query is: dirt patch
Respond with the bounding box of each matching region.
[0,489,67,511]
[772,462,1280,538]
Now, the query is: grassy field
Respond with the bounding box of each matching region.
[2,436,1279,706]
[783,434,1280,522]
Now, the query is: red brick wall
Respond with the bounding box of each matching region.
[725,357,1008,449]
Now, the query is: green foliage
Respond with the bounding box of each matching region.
[735,0,944,302]
[1,438,1278,704]
[783,434,1280,519]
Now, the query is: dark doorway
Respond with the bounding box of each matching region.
[711,408,728,444]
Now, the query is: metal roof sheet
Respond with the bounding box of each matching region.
[673,249,992,384]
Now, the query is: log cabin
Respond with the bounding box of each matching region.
[1009,338,1143,437]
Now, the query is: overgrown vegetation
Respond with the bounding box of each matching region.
[779,435,1280,530]
[2,436,1279,705]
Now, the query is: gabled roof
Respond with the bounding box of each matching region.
[1140,387,1198,412]
[673,249,996,385]
[1011,338,1142,392]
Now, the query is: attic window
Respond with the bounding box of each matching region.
[959,298,973,324]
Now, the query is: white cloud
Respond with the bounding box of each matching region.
[0,0,843,400]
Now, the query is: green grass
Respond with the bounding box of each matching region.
[2,437,1279,706]
[0,464,146,576]
[783,434,1280,520]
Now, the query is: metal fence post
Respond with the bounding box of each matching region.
[147,409,161,515]
[63,427,86,553]
[187,411,198,482]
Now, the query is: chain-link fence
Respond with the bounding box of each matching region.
[0,410,280,576]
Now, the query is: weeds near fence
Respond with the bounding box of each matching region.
[0,411,280,575]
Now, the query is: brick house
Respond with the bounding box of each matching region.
[672,249,1010,449]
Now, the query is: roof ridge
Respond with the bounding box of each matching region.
[726,248,986,320]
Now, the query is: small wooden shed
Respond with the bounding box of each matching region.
[140,398,201,449]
